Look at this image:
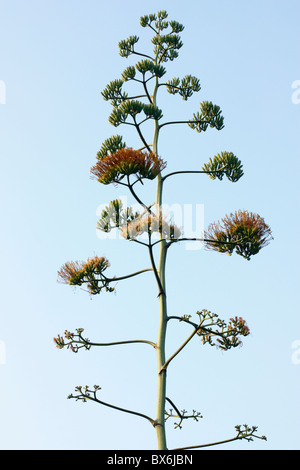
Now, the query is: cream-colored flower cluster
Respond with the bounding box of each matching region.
[120,208,181,241]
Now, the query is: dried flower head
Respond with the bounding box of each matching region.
[205,210,273,260]
[90,147,167,185]
[120,209,181,241]
[57,256,113,295]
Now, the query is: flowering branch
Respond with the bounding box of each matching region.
[171,424,267,450]
[57,256,152,295]
[68,385,157,427]
[54,328,157,352]
[165,397,202,429]
[159,101,224,132]
[162,310,250,372]
[90,147,166,185]
[205,210,273,260]
[162,151,243,183]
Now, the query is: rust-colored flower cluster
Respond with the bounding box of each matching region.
[57,256,113,295]
[205,210,273,260]
[90,147,167,185]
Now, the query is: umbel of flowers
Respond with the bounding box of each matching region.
[120,208,181,241]
[57,256,114,295]
[205,210,273,260]
[90,147,167,185]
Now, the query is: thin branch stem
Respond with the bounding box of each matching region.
[131,50,154,61]
[158,44,172,64]
[78,389,156,426]
[127,175,152,213]
[160,325,200,373]
[150,236,248,249]
[171,431,266,450]
[159,119,211,130]
[165,397,182,418]
[147,24,159,35]
[127,93,148,99]
[166,237,250,248]
[142,74,153,104]
[148,234,165,296]
[103,268,153,283]
[133,116,152,152]
[162,166,228,182]
[167,315,198,329]
[77,268,153,287]
[167,315,234,341]
[77,334,156,349]
[129,238,149,247]
[171,436,244,450]
[129,238,150,247]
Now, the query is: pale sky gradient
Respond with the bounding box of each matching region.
[0,0,299,450]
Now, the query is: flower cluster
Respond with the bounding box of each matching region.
[68,385,101,402]
[165,406,202,430]
[202,151,243,182]
[200,316,250,351]
[188,101,224,133]
[235,425,267,442]
[180,309,251,351]
[205,210,273,260]
[120,209,181,241]
[53,329,89,353]
[57,256,114,295]
[90,147,167,185]
[96,135,126,159]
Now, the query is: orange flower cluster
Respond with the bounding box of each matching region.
[57,256,112,294]
[205,210,273,260]
[90,147,167,185]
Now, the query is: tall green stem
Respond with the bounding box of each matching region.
[152,74,168,450]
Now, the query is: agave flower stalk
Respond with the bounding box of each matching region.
[56,10,272,451]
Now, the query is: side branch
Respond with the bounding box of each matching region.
[159,119,214,130]
[148,237,165,297]
[78,267,154,294]
[54,328,157,352]
[127,175,153,214]
[133,116,152,152]
[161,167,228,182]
[165,397,202,429]
[167,310,250,354]
[68,385,157,427]
[58,256,153,296]
[160,326,199,373]
[105,267,153,283]
[151,236,249,249]
[171,425,267,450]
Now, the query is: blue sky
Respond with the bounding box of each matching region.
[0,0,299,450]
